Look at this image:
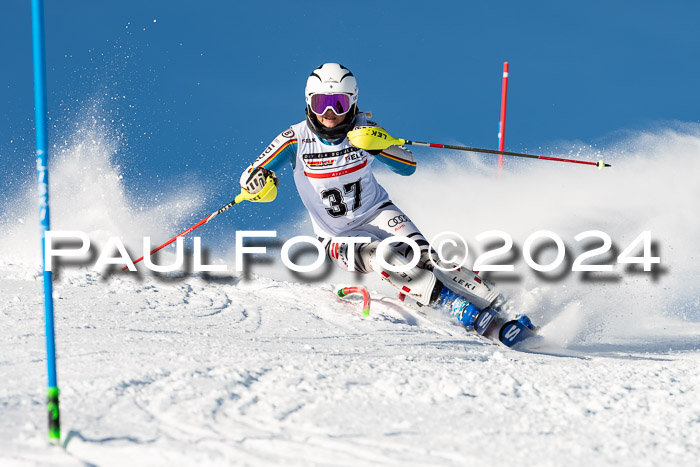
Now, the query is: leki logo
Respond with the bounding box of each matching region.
[370,129,388,139]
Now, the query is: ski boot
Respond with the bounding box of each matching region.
[432,285,499,335]
[498,313,539,347]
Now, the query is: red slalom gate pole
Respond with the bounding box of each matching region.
[498,62,509,174]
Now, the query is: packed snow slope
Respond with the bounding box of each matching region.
[1,122,699,466]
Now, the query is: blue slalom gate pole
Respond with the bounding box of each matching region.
[31,0,60,444]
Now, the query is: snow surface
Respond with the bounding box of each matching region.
[1,123,700,466]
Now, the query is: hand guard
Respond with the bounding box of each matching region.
[243,167,278,195]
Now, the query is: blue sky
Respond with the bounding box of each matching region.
[1,1,698,241]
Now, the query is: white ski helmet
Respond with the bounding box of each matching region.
[305,63,358,115]
[304,63,359,140]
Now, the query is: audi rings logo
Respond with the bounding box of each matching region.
[388,215,410,228]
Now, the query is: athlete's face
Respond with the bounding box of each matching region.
[316,108,347,128]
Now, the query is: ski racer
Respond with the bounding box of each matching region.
[239,62,532,338]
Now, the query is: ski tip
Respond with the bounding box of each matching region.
[499,319,538,348]
[335,286,371,317]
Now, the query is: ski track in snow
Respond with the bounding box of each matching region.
[1,266,700,467]
[1,124,700,465]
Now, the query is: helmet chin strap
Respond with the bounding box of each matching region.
[305,106,358,141]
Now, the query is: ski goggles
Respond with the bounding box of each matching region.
[308,93,353,116]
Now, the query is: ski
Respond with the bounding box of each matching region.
[498,318,538,347]
[335,286,371,316]
[333,285,540,349]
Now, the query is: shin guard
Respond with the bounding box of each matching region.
[432,267,500,310]
[364,241,437,306]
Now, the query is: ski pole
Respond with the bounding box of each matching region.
[348,127,611,169]
[122,175,277,271]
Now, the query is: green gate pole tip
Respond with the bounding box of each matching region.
[47,387,60,444]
